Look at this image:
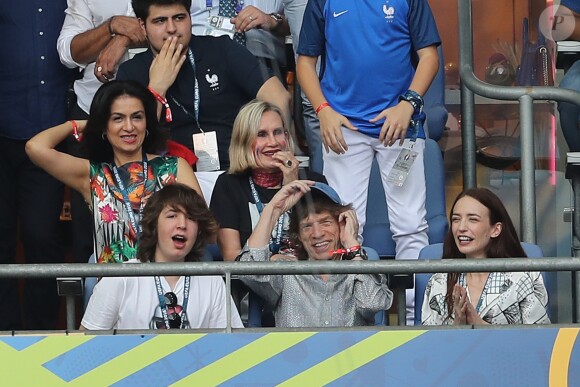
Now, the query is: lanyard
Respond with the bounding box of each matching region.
[154,275,190,329]
[409,109,426,143]
[248,177,284,253]
[169,49,203,134]
[112,152,149,239]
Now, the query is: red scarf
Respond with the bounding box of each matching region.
[251,170,283,188]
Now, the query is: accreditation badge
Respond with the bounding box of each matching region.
[193,131,220,172]
[205,15,235,38]
[387,144,418,187]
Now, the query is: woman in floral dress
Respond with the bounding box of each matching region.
[27,80,202,263]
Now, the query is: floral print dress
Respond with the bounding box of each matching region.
[89,156,178,263]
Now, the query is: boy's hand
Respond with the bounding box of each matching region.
[318,107,357,154]
[371,101,414,146]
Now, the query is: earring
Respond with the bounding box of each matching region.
[146,130,149,137]
[101,133,106,140]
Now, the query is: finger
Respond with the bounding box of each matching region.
[390,127,404,146]
[335,130,348,153]
[342,118,358,131]
[369,112,385,123]
[321,129,337,154]
[167,35,179,55]
[95,65,111,83]
[398,133,406,146]
[171,43,184,64]
[382,128,394,147]
[378,121,389,143]
[176,51,187,68]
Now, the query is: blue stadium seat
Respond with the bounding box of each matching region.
[414,242,547,325]
[423,45,447,142]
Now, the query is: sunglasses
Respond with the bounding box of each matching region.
[152,292,184,329]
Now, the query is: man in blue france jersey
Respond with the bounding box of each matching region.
[296,0,440,324]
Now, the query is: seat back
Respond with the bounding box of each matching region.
[414,242,547,325]
[363,138,448,258]
[423,45,448,142]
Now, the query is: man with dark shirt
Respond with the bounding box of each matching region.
[117,0,291,172]
[0,1,74,330]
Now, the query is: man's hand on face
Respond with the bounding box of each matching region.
[338,209,359,248]
[148,36,187,96]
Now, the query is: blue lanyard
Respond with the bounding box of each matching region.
[169,49,203,134]
[112,152,149,239]
[409,109,426,143]
[154,275,190,329]
[248,177,284,253]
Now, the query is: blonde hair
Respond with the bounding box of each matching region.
[228,99,295,174]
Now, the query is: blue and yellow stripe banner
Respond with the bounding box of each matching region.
[0,328,578,385]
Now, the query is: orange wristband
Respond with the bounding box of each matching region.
[70,120,82,142]
[315,102,330,115]
[147,86,172,122]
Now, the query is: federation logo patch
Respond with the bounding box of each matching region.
[205,71,219,91]
[383,4,395,20]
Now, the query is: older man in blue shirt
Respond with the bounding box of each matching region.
[0,1,73,330]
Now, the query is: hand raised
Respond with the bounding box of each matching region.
[148,36,187,95]
[451,284,468,325]
[268,180,314,215]
[338,210,359,248]
[271,150,299,184]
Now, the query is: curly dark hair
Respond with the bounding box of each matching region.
[288,190,352,260]
[442,187,526,318]
[81,80,168,163]
[137,184,218,262]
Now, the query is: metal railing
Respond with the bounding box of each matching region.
[3,258,580,331]
[457,0,580,243]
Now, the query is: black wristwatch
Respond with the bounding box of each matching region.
[270,12,283,24]
[345,248,368,260]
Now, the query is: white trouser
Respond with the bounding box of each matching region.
[323,128,429,324]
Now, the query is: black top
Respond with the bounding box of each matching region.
[117,35,271,169]
[210,169,327,246]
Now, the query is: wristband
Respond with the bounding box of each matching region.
[108,17,116,37]
[70,120,83,142]
[398,89,424,113]
[329,245,362,258]
[147,87,173,122]
[315,102,330,115]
